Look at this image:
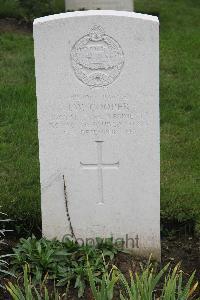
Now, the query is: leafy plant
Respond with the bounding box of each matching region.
[95,237,119,260]
[119,261,170,300]
[161,263,198,300]
[88,263,119,300]
[119,261,198,300]
[10,236,119,298]
[10,237,199,299]
[50,240,117,298]
[6,264,68,300]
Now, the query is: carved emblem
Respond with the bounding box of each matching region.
[71,25,124,87]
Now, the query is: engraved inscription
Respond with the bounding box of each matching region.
[48,93,136,136]
[80,141,119,204]
[71,25,124,87]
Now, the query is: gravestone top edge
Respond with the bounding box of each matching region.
[33,10,159,26]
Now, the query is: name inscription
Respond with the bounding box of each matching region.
[49,93,136,136]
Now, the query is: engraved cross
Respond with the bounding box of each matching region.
[80,141,119,204]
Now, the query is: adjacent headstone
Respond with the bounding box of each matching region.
[65,0,134,12]
[33,11,160,259]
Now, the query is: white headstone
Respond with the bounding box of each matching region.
[33,11,160,259]
[65,0,134,12]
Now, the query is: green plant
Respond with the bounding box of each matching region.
[119,262,198,300]
[95,237,119,260]
[56,242,110,297]
[88,263,119,300]
[119,261,170,300]
[161,263,198,300]
[6,264,68,300]
[54,239,118,298]
[10,236,119,298]
[11,236,75,284]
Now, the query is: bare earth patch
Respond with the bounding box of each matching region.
[0,18,32,34]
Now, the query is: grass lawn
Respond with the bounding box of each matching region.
[0,30,41,233]
[0,0,200,234]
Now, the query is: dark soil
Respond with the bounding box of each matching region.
[0,18,32,34]
[162,235,200,278]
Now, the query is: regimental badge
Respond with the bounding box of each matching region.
[71,25,124,87]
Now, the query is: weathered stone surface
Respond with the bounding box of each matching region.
[33,11,160,259]
[65,0,134,12]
